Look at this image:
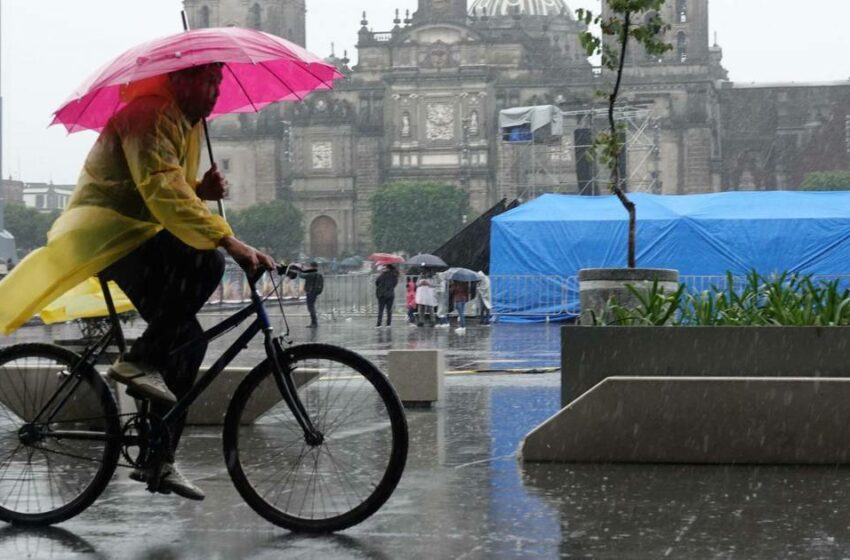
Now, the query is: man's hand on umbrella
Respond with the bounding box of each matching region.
[197,163,228,201]
[219,236,276,278]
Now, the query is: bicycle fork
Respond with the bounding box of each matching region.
[265,334,324,446]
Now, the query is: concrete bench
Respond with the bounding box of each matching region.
[387,349,444,407]
[0,365,318,426]
[520,376,850,464]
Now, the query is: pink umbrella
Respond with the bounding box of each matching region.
[52,26,344,133]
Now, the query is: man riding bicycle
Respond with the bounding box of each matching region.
[0,63,275,500]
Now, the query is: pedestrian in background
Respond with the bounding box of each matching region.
[301,260,324,328]
[406,278,417,325]
[415,273,437,327]
[476,271,491,325]
[434,270,450,328]
[375,264,399,328]
[451,280,470,334]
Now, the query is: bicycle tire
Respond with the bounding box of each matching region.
[0,343,121,526]
[223,343,408,533]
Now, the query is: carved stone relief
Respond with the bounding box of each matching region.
[311,141,333,169]
[426,103,455,141]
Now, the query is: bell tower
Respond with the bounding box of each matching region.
[414,0,468,23]
[601,0,710,66]
[183,0,306,47]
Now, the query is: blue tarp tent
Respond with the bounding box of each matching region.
[490,191,850,322]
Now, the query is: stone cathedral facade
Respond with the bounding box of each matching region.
[183,0,850,257]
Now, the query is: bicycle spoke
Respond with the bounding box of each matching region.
[227,346,407,531]
[0,345,120,523]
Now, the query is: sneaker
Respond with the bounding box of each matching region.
[129,463,205,501]
[455,327,467,334]
[160,463,205,501]
[307,323,318,329]
[108,359,176,404]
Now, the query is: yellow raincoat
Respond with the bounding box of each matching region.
[0,79,233,335]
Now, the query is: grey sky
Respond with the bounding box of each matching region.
[2,0,848,184]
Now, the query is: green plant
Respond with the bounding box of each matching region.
[576,1,672,267]
[800,170,850,191]
[594,270,850,326]
[591,279,684,325]
[228,200,304,261]
[3,203,61,255]
[370,182,469,255]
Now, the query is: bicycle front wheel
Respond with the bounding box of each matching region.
[223,343,408,533]
[0,343,120,526]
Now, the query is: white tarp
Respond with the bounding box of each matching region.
[498,105,563,136]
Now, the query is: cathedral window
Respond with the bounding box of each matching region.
[199,5,210,28]
[677,32,688,63]
[676,0,687,23]
[249,3,262,30]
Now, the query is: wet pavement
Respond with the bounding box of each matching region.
[3,310,850,558]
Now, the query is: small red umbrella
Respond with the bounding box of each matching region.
[367,253,405,265]
[52,26,343,133]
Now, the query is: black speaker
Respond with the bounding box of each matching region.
[574,128,594,195]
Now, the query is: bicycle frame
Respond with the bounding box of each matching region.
[38,273,323,448]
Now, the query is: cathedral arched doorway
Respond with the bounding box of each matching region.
[310,216,338,257]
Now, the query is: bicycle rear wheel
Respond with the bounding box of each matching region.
[0,344,120,525]
[223,343,408,533]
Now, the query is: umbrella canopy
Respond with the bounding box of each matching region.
[52,27,344,133]
[367,253,405,265]
[339,256,363,267]
[446,268,480,282]
[404,254,448,270]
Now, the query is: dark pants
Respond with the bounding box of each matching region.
[102,230,225,461]
[377,296,394,326]
[306,293,319,326]
[417,304,435,326]
[456,300,467,328]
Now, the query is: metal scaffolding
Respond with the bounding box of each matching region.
[497,105,661,201]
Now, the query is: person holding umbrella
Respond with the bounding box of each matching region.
[415,273,438,327]
[0,28,342,501]
[374,264,399,328]
[451,279,470,333]
[445,268,480,333]
[300,260,323,328]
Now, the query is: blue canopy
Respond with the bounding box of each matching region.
[490,191,850,321]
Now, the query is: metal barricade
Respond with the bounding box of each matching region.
[206,271,850,319]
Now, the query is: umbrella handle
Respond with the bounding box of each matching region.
[182,10,227,222]
[201,119,226,221]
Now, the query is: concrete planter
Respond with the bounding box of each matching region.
[517,325,850,464]
[561,325,850,406]
[578,268,679,325]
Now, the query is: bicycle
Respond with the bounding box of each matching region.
[0,265,408,533]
